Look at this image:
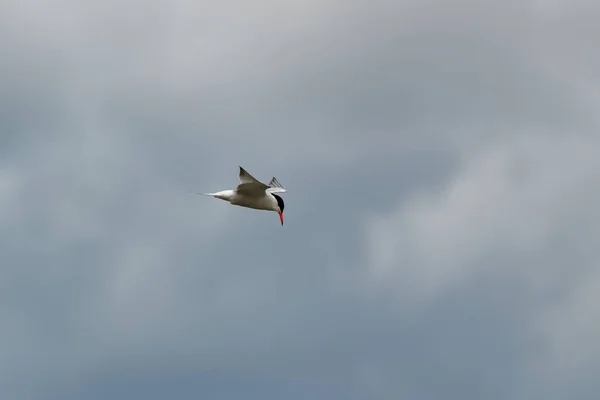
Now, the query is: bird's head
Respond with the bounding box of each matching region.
[272,194,285,225]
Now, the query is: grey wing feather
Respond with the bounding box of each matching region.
[236,167,285,194]
[238,166,262,184]
[236,166,269,195]
[268,177,283,188]
[235,182,268,196]
[267,177,286,193]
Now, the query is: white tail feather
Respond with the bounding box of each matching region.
[197,189,234,201]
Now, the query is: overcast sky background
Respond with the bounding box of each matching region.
[2,0,599,399]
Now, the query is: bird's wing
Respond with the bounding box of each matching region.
[236,167,285,195]
[238,166,264,185]
[236,182,269,196]
[266,177,286,194]
[235,167,269,195]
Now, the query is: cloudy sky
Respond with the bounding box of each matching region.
[2,0,599,398]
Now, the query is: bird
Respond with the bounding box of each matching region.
[199,166,287,225]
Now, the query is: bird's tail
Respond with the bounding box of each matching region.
[194,190,234,201]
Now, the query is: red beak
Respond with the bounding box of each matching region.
[278,211,284,225]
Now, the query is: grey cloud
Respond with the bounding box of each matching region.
[365,134,600,399]
[2,0,600,399]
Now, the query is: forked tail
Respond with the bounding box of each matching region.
[195,190,234,201]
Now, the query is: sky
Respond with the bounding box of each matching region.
[1,0,599,399]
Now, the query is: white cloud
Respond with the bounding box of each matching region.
[363,131,600,393]
[2,0,559,171]
[0,168,21,222]
[531,265,600,385]
[364,133,600,305]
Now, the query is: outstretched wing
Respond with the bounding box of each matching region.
[235,166,286,195]
[238,166,264,185]
[236,166,269,195]
[266,176,286,194]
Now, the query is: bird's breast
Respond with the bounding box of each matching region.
[230,193,275,211]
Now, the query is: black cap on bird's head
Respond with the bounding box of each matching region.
[273,194,285,225]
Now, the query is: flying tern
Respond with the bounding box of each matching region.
[200,166,286,225]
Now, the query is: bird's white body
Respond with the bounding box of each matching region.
[201,166,287,225]
[209,189,278,211]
